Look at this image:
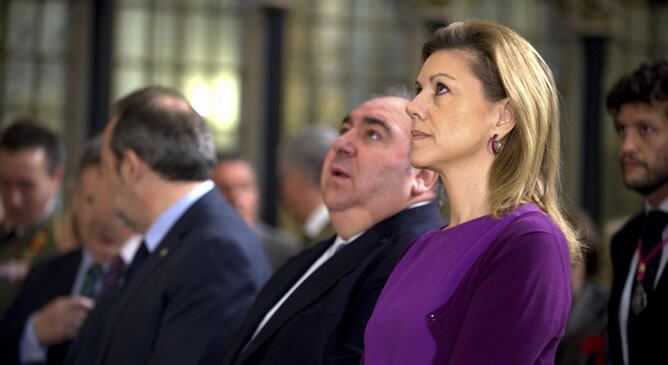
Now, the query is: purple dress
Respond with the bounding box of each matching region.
[363,204,571,364]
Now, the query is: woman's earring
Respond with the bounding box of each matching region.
[490,134,502,155]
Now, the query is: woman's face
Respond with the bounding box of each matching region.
[406,49,507,172]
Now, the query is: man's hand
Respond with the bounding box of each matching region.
[33,296,94,345]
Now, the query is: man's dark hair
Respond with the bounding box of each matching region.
[0,118,63,175]
[606,59,668,116]
[77,136,103,181]
[110,86,216,181]
[216,150,244,163]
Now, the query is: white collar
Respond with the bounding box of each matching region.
[645,197,668,213]
[144,181,214,252]
[303,203,330,239]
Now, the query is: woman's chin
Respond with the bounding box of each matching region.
[409,152,430,169]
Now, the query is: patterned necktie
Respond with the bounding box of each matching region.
[99,256,125,296]
[79,264,103,299]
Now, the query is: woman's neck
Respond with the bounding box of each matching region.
[437,160,492,228]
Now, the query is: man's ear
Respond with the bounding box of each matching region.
[495,99,516,138]
[411,168,439,196]
[120,149,146,183]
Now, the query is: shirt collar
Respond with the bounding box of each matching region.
[408,200,431,209]
[303,203,330,239]
[325,200,432,244]
[332,231,364,248]
[144,180,214,253]
[80,248,96,270]
[645,196,668,214]
[119,234,142,264]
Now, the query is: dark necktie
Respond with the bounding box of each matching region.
[79,264,103,299]
[124,240,149,282]
[99,256,125,296]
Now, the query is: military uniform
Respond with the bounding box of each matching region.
[0,216,58,315]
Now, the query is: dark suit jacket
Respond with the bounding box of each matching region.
[0,249,82,365]
[65,189,271,365]
[218,202,444,365]
[608,212,668,364]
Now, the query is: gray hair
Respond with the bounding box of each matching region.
[279,125,338,187]
[373,84,413,101]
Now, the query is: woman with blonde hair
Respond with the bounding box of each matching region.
[363,19,582,364]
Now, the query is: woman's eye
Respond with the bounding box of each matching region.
[414,85,422,95]
[435,83,449,95]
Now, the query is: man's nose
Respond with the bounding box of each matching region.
[619,131,638,153]
[332,133,355,157]
[6,187,23,209]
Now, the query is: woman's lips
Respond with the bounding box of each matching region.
[411,130,430,139]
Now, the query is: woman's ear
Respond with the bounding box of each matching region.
[496,99,515,138]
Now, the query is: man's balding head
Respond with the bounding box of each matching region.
[108,86,216,181]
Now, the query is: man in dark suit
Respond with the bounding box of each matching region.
[65,86,271,365]
[606,60,668,364]
[216,93,444,365]
[0,137,138,365]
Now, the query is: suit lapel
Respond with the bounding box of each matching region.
[225,240,331,362]
[234,202,442,363]
[249,241,331,324]
[239,228,385,361]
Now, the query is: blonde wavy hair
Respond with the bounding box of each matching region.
[423,19,582,262]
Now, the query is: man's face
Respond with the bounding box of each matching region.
[211,160,259,226]
[321,97,415,219]
[76,166,133,264]
[615,102,668,196]
[0,148,61,227]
